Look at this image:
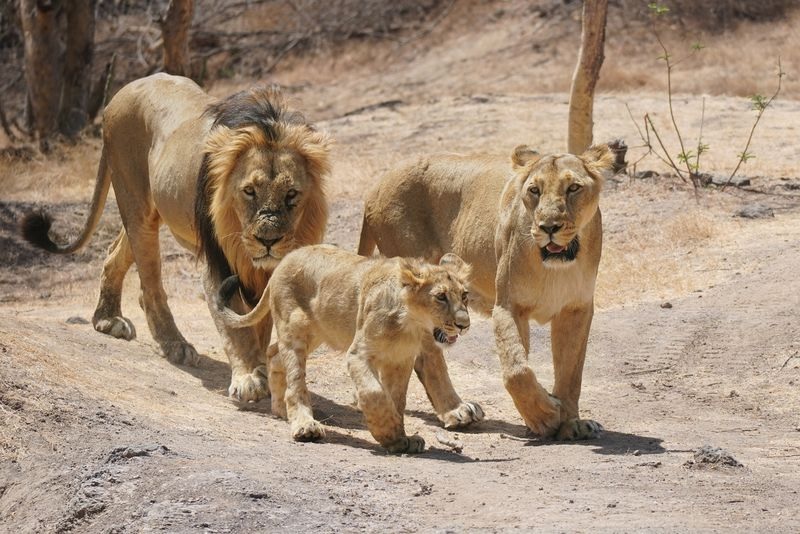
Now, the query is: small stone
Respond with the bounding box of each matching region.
[660,301,672,309]
[632,449,641,456]
[734,204,774,219]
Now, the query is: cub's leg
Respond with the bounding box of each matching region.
[381,356,425,453]
[266,342,287,418]
[203,273,270,402]
[414,337,484,428]
[551,304,603,440]
[279,337,325,442]
[347,340,423,453]
[92,229,136,341]
[113,185,199,366]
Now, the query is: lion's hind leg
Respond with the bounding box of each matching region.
[92,229,137,341]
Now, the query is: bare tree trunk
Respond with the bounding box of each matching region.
[161,0,194,77]
[567,0,608,154]
[19,0,64,148]
[59,0,96,138]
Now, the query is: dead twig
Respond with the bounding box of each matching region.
[780,351,799,370]
[435,431,464,453]
[623,366,672,376]
[499,433,533,442]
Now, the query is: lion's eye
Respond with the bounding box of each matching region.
[567,183,582,193]
[529,186,540,197]
[242,186,256,197]
[285,189,299,208]
[436,293,448,302]
[462,292,469,303]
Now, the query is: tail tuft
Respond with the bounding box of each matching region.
[21,210,60,253]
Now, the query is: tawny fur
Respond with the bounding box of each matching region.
[219,245,472,453]
[21,74,330,403]
[358,142,623,440]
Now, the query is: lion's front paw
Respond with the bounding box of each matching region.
[291,419,325,442]
[442,401,485,429]
[556,418,604,441]
[162,340,200,366]
[94,316,136,341]
[523,394,562,437]
[385,435,425,454]
[228,365,269,402]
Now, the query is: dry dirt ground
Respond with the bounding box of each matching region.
[2,3,800,532]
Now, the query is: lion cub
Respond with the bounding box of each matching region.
[217,244,471,453]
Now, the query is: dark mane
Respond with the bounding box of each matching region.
[194,86,310,283]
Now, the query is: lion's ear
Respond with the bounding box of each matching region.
[439,253,472,282]
[399,258,426,289]
[511,145,541,170]
[580,139,627,181]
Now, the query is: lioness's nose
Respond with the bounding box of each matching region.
[539,223,562,236]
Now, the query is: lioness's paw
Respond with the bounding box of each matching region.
[523,394,562,437]
[163,340,200,366]
[385,435,426,454]
[94,316,136,341]
[556,418,604,441]
[291,420,326,442]
[442,401,485,429]
[229,365,269,402]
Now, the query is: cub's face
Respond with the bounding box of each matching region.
[230,147,313,269]
[513,146,609,267]
[401,254,471,345]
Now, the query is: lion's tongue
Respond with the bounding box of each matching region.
[546,243,566,254]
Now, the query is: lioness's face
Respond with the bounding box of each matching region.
[231,147,313,268]
[517,153,602,266]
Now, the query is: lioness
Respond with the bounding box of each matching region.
[358,141,626,440]
[21,74,330,402]
[215,245,472,453]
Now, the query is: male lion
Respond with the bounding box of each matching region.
[358,141,626,440]
[21,74,330,402]
[214,245,472,453]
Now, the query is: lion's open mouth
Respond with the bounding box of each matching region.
[540,237,579,262]
[433,328,458,345]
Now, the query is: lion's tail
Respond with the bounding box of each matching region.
[21,147,112,254]
[356,210,376,257]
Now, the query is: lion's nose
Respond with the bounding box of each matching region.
[455,312,470,332]
[256,236,282,249]
[539,223,562,236]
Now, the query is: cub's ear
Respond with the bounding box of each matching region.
[580,139,627,181]
[399,258,426,289]
[511,145,541,170]
[439,253,472,282]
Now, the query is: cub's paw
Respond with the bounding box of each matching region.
[556,418,604,441]
[291,419,326,442]
[442,401,485,429]
[94,316,136,341]
[385,435,426,454]
[229,365,269,402]
[270,397,287,419]
[162,340,200,367]
[523,394,562,437]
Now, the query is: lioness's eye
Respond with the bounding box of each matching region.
[529,186,540,196]
[436,293,448,302]
[242,186,255,197]
[567,183,582,193]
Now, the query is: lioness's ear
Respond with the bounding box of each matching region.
[580,139,627,181]
[511,145,541,170]
[439,253,472,282]
[399,258,426,289]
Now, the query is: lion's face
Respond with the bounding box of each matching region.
[228,147,314,269]
[512,146,606,267]
[401,254,471,345]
